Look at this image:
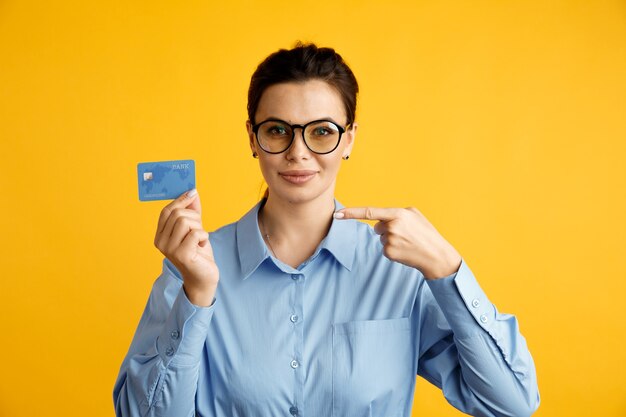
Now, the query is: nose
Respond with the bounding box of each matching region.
[285,127,310,159]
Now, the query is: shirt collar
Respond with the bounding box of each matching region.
[236,198,357,280]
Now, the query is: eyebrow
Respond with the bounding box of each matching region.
[261,116,345,126]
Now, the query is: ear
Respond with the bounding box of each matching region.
[343,122,358,156]
[246,120,257,154]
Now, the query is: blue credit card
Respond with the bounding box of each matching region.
[137,159,196,201]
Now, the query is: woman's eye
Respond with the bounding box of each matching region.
[309,123,339,137]
[268,126,288,135]
[313,128,330,136]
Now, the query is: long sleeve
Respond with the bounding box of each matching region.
[415,258,540,417]
[114,199,540,416]
[113,258,216,417]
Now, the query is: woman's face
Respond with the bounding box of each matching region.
[247,79,357,205]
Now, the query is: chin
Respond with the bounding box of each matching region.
[284,191,318,205]
[272,185,327,205]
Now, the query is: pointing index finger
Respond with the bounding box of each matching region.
[334,207,398,221]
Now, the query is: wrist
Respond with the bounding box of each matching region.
[183,282,218,307]
[422,252,462,280]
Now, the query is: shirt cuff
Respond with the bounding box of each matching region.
[425,258,495,339]
[156,284,216,367]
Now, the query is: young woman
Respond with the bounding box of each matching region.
[114,43,539,417]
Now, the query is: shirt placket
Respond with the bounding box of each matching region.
[290,271,305,416]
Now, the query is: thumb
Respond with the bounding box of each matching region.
[186,188,202,214]
[177,188,202,214]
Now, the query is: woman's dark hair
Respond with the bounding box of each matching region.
[248,42,359,200]
[247,41,359,126]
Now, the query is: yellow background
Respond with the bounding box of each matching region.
[1,1,625,416]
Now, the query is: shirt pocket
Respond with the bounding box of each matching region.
[332,317,413,417]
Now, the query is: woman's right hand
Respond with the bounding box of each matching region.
[154,188,219,307]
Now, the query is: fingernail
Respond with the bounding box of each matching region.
[187,188,198,198]
[333,211,344,219]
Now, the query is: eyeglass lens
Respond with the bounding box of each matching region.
[256,120,341,154]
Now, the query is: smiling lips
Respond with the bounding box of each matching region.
[279,170,317,184]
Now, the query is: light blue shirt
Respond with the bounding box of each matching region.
[114,198,539,417]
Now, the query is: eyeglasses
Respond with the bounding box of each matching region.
[252,118,348,154]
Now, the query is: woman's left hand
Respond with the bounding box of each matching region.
[334,206,462,280]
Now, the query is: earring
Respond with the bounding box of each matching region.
[252,152,258,158]
[343,155,350,160]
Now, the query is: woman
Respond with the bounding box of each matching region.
[114,43,540,417]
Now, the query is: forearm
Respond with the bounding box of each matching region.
[114,266,215,417]
[423,259,540,416]
[115,352,201,417]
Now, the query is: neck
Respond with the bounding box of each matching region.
[258,190,336,249]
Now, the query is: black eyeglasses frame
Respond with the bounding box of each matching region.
[251,118,349,155]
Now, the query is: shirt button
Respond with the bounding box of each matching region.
[290,314,299,323]
[290,359,299,369]
[165,347,175,356]
[471,299,480,308]
[170,330,180,340]
[480,314,488,323]
[289,406,299,416]
[291,274,299,280]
